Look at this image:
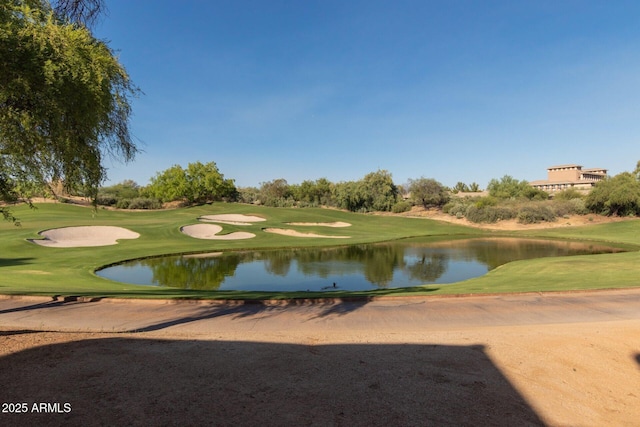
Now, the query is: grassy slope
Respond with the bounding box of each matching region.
[0,203,477,298]
[1,203,638,299]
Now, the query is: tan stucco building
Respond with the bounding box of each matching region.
[530,164,607,193]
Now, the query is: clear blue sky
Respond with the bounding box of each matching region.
[96,0,640,189]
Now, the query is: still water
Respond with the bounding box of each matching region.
[96,237,624,292]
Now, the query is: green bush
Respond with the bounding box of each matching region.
[96,194,117,206]
[465,205,515,223]
[474,196,498,209]
[553,188,584,201]
[262,197,296,208]
[517,205,556,224]
[443,201,468,217]
[127,198,162,209]
[585,172,640,216]
[391,201,412,213]
[115,199,130,209]
[551,199,588,216]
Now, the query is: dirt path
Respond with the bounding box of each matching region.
[1,290,640,426]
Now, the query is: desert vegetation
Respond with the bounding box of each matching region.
[7,161,640,227]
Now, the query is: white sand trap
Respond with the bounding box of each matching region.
[181,224,256,240]
[263,228,350,239]
[286,221,351,228]
[30,226,140,248]
[199,214,267,226]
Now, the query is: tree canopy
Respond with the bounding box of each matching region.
[487,175,548,200]
[145,162,237,205]
[585,172,640,216]
[0,0,137,220]
[409,177,449,209]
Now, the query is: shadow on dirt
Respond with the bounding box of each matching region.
[0,296,102,315]
[0,329,46,337]
[131,299,374,332]
[0,289,437,332]
[0,338,545,426]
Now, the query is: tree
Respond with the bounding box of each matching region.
[409,178,449,209]
[1,1,138,221]
[585,172,640,216]
[185,161,237,204]
[334,180,367,212]
[292,178,334,206]
[51,0,105,27]
[146,162,236,204]
[487,175,547,200]
[258,179,292,206]
[452,182,470,193]
[360,170,398,212]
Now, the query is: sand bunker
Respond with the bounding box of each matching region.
[286,222,351,227]
[180,224,256,240]
[264,228,350,239]
[30,226,140,248]
[198,214,266,226]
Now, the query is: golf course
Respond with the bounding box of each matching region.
[2,202,639,299]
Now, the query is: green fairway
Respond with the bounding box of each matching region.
[0,203,638,299]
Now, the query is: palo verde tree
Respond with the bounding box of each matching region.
[0,0,138,221]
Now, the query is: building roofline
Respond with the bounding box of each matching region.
[547,164,582,170]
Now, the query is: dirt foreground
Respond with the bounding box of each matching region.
[1,290,639,427]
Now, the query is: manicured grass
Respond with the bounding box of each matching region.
[0,203,638,299]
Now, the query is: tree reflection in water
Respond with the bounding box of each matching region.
[98,238,624,291]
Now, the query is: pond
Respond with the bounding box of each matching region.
[96,237,626,292]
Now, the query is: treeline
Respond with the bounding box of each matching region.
[237,171,448,213]
[97,165,456,213]
[94,160,640,222]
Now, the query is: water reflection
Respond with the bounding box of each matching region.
[97,238,625,292]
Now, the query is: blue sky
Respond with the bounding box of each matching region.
[96,0,640,189]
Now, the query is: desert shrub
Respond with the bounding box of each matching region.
[487,175,549,200]
[474,196,498,209]
[517,205,556,224]
[442,201,455,214]
[128,198,162,209]
[262,197,296,208]
[520,186,550,200]
[96,194,117,206]
[443,201,469,217]
[465,205,516,223]
[553,188,584,201]
[391,201,412,213]
[551,199,588,216]
[115,199,130,209]
[567,198,588,215]
[238,187,259,204]
[295,200,320,208]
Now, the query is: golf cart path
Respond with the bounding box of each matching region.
[2,288,640,335]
